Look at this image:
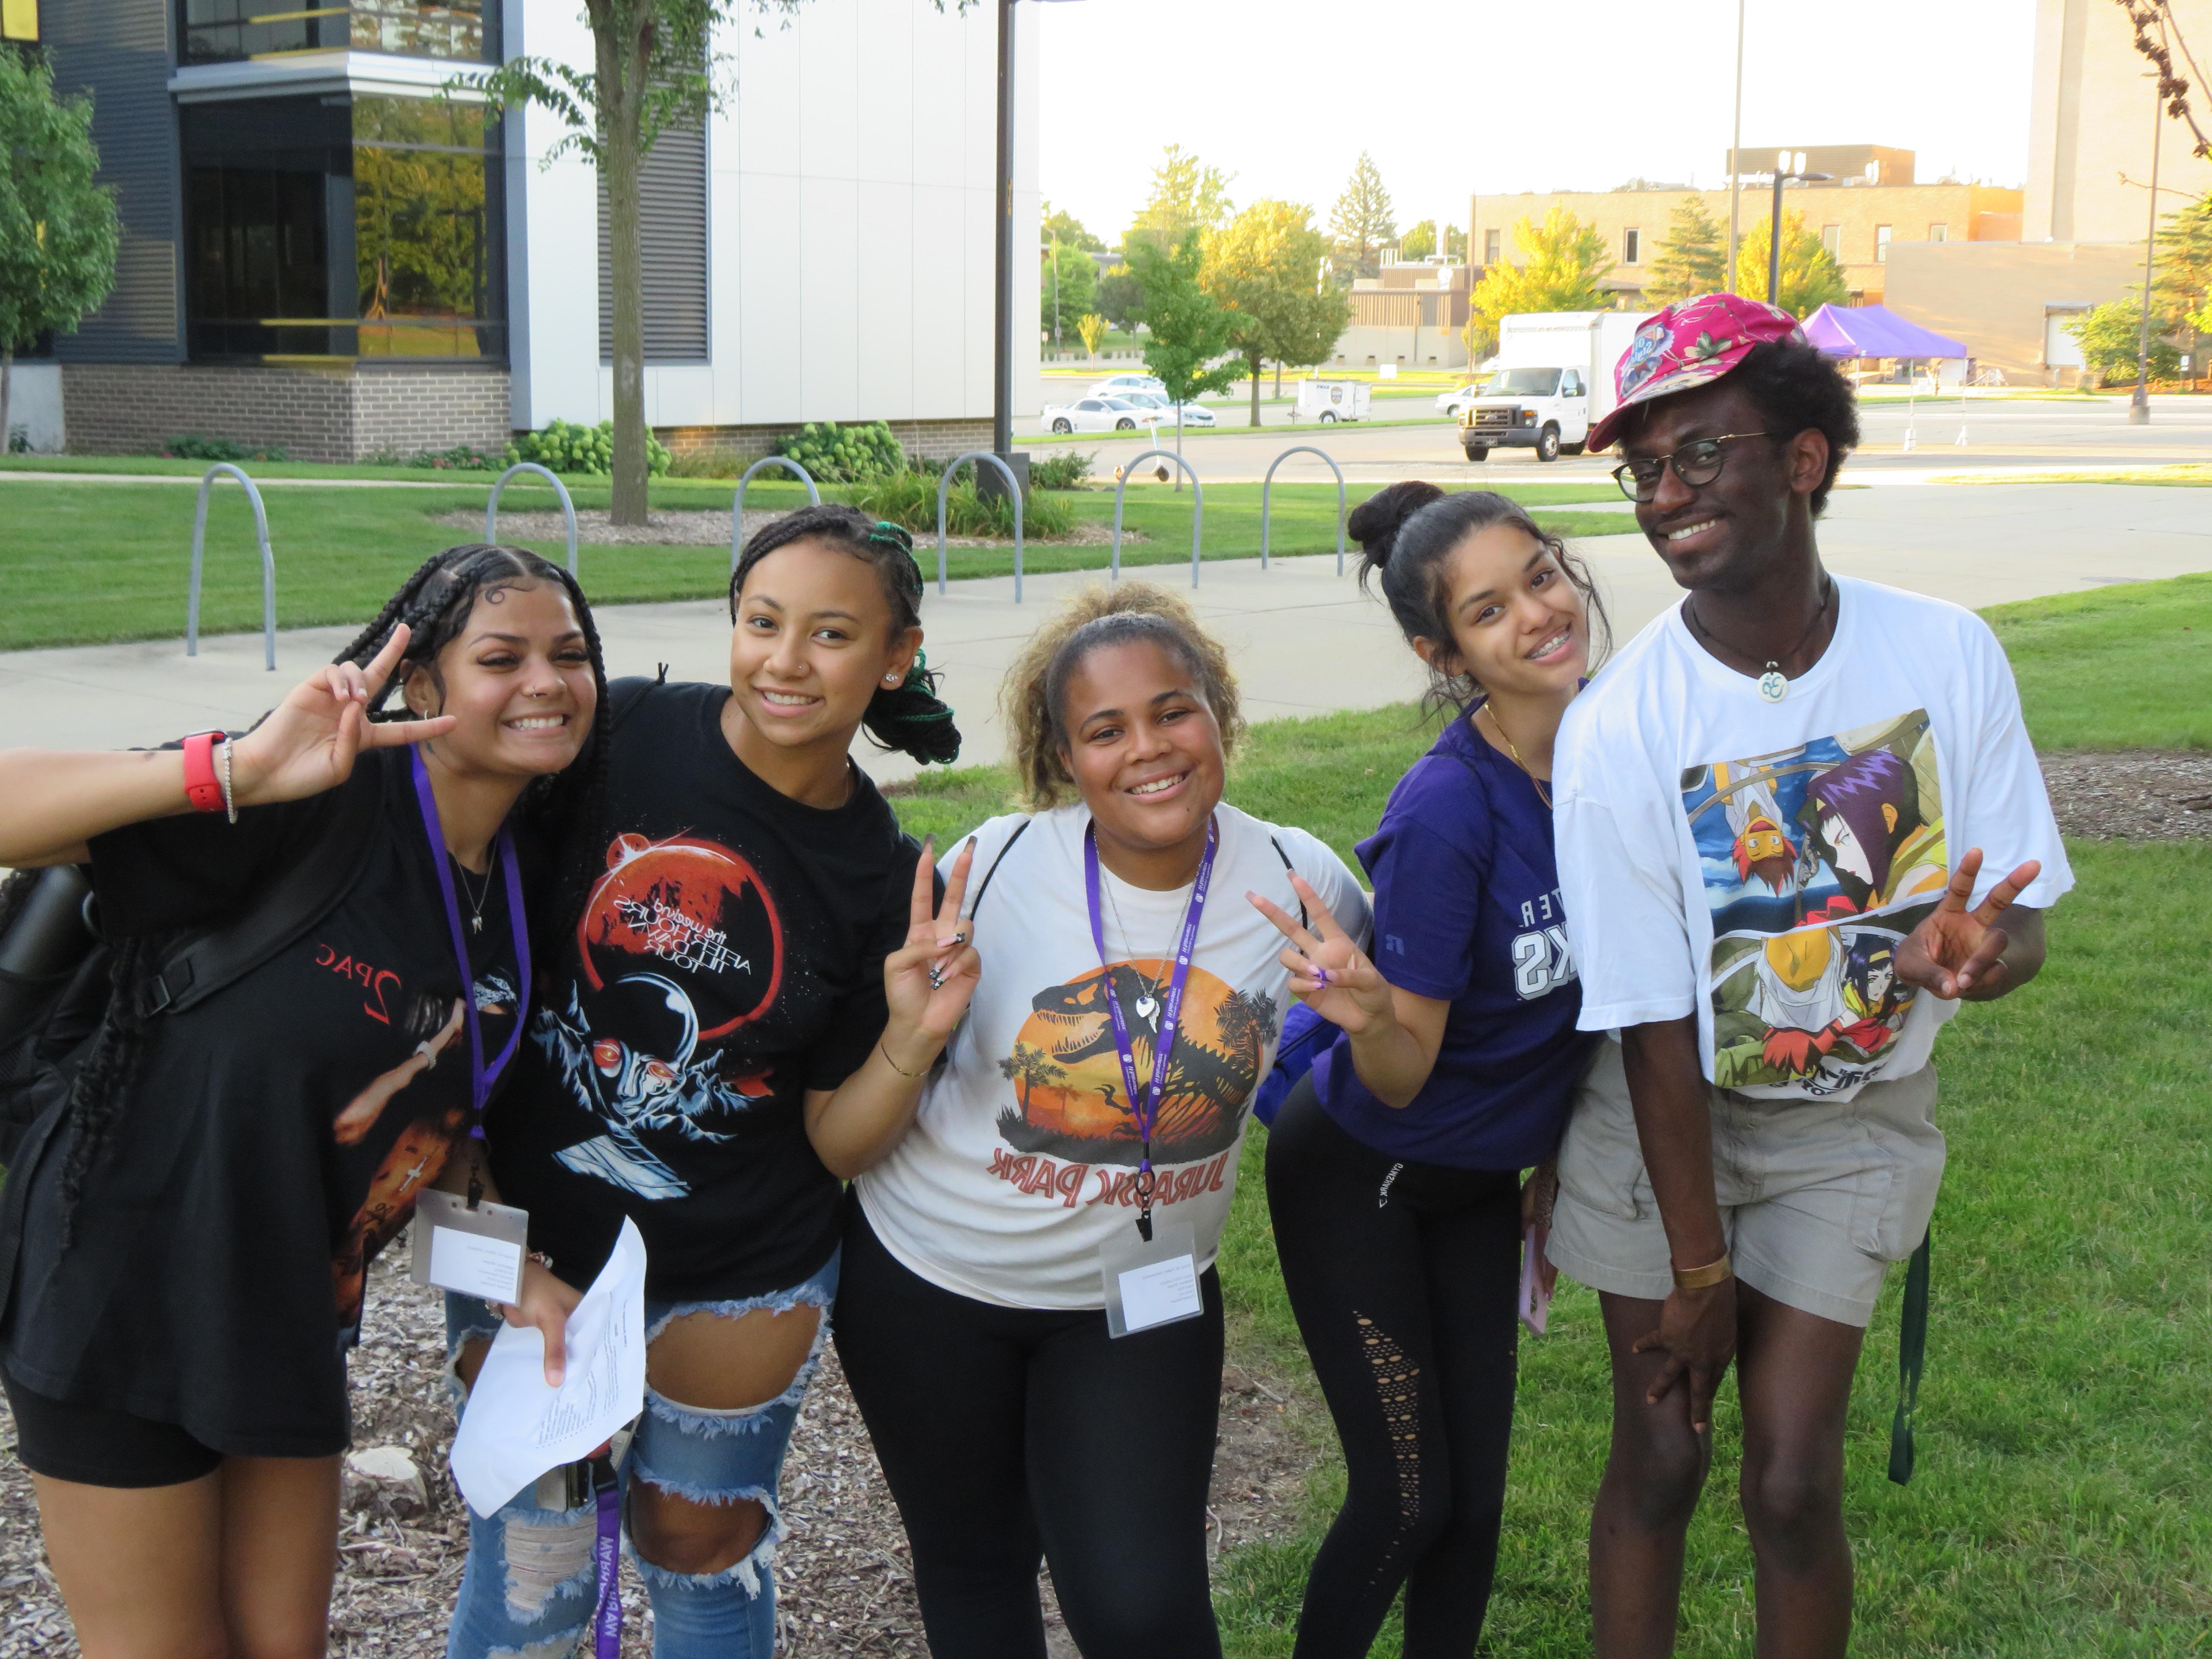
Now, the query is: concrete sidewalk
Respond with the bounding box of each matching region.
[1,482,2204,786]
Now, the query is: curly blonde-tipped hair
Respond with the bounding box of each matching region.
[1001,582,1245,811]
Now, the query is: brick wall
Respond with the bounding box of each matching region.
[657,417,995,471]
[61,364,514,463]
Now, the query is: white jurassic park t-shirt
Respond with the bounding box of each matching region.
[856,803,1370,1310]
[1552,576,2072,1103]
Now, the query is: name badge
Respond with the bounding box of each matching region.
[411,1188,531,1305]
[1100,1219,1204,1339]
[1518,1223,1552,1336]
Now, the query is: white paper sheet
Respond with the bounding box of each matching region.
[449,1217,647,1518]
[1118,1254,1203,1333]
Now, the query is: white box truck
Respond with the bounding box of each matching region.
[1456,310,1652,462]
[1293,380,1373,424]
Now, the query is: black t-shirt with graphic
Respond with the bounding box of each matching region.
[488,679,916,1303]
[0,746,520,1458]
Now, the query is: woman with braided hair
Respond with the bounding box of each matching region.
[0,544,602,1655]
[445,504,978,1658]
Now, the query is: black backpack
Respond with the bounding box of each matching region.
[0,763,382,1168]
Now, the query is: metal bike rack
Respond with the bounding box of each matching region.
[186,463,277,670]
[1109,450,1203,588]
[1258,446,1347,576]
[732,457,822,578]
[936,451,1026,601]
[485,463,579,578]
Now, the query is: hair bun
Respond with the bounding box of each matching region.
[1346,480,1447,565]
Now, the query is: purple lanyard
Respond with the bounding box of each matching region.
[1083,815,1217,1242]
[591,1473,622,1659]
[409,747,531,1138]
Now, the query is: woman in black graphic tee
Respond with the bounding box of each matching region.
[0,546,604,1656]
[445,507,979,1659]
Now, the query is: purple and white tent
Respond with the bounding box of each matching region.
[1800,304,1968,361]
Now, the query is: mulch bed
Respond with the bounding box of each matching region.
[2,747,2199,1654]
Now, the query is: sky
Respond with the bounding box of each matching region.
[1034,0,2039,244]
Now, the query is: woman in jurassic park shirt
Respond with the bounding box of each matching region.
[0,545,603,1656]
[843,583,1371,1659]
[448,506,979,1659]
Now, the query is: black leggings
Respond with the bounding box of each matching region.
[1265,1075,1524,1658]
[834,1202,1224,1659]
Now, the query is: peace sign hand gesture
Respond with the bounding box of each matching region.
[231,624,457,807]
[1247,873,1397,1037]
[882,837,982,1047]
[1895,847,2040,1001]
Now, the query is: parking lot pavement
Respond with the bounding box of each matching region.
[0,483,2204,786]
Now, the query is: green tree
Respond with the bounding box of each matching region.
[1732,208,1849,318]
[1076,311,1108,358]
[2153,190,2212,374]
[1642,195,1729,305]
[1094,267,1144,332]
[1128,229,1243,477]
[1468,205,1614,336]
[1124,145,1233,255]
[1202,199,1347,426]
[0,52,118,454]
[1041,239,1096,345]
[1397,219,1466,262]
[2068,299,2181,384]
[1327,151,1396,282]
[1042,200,1104,253]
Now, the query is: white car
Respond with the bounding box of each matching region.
[1112,390,1216,428]
[1089,373,1166,399]
[1435,382,1483,417]
[1044,396,1166,435]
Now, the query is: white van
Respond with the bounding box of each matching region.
[1457,311,1651,462]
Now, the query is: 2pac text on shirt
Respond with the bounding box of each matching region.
[314,942,403,1025]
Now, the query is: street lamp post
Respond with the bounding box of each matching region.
[992,0,1016,469]
[2131,73,2163,426]
[1768,154,1833,306]
[1726,0,1745,293]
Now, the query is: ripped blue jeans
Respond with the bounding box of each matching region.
[442,1249,838,1659]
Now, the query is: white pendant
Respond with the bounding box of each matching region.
[1135,995,1159,1024]
[1758,668,1788,703]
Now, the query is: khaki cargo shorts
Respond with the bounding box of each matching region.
[1546,1038,1944,1329]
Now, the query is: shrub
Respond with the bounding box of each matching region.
[1029,449,1097,491]
[505,419,670,476]
[846,467,1076,539]
[409,445,496,472]
[162,434,288,463]
[775,420,907,483]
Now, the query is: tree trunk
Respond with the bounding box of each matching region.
[1273,360,1281,397]
[0,347,12,460]
[1248,353,1261,427]
[600,14,650,527]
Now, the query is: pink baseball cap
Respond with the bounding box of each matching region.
[1588,293,1807,454]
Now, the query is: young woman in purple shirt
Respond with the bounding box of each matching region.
[1248,482,1608,1657]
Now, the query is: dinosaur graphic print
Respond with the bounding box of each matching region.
[994,958,1278,1166]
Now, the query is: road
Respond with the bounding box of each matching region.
[3,481,2203,786]
[1027,393,2212,485]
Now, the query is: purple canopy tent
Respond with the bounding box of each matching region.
[1800,304,1967,361]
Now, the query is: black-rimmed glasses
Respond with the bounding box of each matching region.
[1611,432,1773,502]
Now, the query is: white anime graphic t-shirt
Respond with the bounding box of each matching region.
[1553,576,2072,1102]
[857,804,1369,1310]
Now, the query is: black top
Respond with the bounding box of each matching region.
[0,746,520,1457]
[489,679,915,1303]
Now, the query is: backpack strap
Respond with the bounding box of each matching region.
[140,762,386,1017]
[965,819,1032,919]
[1269,834,1310,929]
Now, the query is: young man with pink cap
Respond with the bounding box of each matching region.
[1545,294,2071,1656]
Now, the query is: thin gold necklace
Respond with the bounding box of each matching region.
[1479,703,1552,809]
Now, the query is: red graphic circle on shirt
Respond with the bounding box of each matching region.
[577,834,784,1037]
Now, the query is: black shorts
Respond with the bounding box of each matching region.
[3,1368,224,1487]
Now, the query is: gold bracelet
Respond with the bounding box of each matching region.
[1671,1252,1734,1291]
[879,1038,929,1079]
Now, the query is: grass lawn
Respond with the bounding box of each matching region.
[0,476,1624,651]
[881,575,2212,1655]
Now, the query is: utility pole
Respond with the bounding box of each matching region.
[2131,70,2162,425]
[992,0,1016,464]
[1726,0,1745,293]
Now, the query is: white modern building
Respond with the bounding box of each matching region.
[23,0,1039,463]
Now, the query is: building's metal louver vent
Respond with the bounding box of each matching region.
[598,115,709,364]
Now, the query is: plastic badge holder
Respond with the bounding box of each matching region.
[1518,1223,1552,1336]
[1100,1218,1205,1339]
[411,1187,530,1305]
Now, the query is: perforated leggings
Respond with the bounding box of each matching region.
[1264,1075,1524,1658]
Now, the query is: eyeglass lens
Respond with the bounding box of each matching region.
[1614,439,1729,501]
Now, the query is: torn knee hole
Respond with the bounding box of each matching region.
[631,1486,771,1577]
[498,1514,597,1622]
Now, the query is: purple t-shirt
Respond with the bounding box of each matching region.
[1311,705,1593,1170]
